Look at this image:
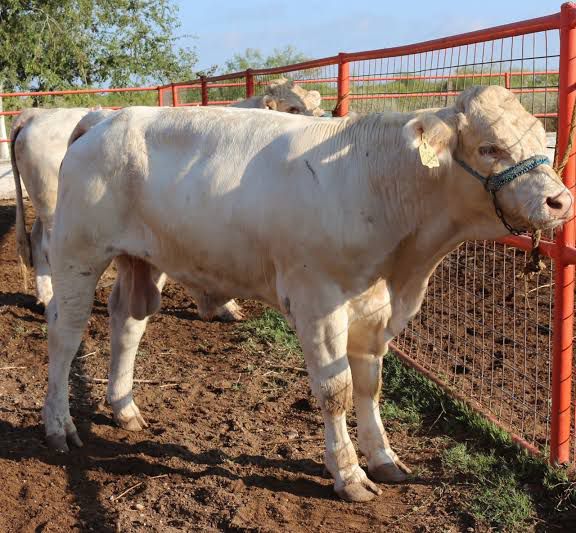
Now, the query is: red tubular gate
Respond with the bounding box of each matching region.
[552,2,576,464]
[2,3,576,466]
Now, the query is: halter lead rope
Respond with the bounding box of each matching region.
[455,154,551,236]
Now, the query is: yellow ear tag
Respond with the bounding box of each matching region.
[419,135,440,168]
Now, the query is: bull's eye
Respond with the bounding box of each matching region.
[479,145,501,157]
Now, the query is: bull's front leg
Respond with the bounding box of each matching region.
[286,283,381,502]
[346,280,413,483]
[348,352,411,482]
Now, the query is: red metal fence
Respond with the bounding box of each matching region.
[2,2,576,466]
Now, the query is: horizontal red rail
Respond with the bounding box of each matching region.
[499,235,576,265]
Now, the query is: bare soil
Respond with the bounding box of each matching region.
[0,200,503,532]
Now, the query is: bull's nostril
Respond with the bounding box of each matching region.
[546,195,564,211]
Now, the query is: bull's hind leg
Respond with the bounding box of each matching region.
[30,218,53,308]
[284,280,381,502]
[43,258,110,452]
[107,256,167,431]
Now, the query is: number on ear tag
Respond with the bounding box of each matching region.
[419,138,440,168]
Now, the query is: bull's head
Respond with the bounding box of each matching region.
[262,77,323,116]
[403,85,572,236]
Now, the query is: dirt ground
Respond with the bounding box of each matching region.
[0,200,510,532]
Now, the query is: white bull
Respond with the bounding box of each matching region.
[43,86,571,502]
[10,78,322,317]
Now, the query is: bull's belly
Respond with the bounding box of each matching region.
[123,221,279,306]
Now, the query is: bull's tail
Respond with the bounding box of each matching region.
[10,121,32,291]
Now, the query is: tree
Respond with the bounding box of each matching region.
[223,46,309,73]
[0,0,198,91]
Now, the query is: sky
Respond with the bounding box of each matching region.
[174,0,564,72]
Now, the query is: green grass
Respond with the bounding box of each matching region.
[380,399,422,429]
[241,309,575,530]
[442,443,534,529]
[383,353,576,531]
[241,308,301,355]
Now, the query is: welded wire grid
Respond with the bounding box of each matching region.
[395,242,555,450]
[158,85,175,107]
[375,30,564,454]
[348,30,559,134]
[253,64,339,116]
[204,74,247,106]
[175,83,202,107]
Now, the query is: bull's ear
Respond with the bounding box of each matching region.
[305,90,322,109]
[402,111,460,164]
[269,77,291,89]
[262,95,277,110]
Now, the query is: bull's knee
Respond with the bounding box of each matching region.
[317,370,353,415]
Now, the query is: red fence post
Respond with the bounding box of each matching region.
[171,83,179,107]
[201,76,208,106]
[157,86,164,107]
[245,69,254,98]
[335,53,350,117]
[551,1,576,465]
[504,71,511,89]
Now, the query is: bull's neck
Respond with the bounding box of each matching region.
[343,113,495,286]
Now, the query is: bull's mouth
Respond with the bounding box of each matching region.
[529,212,573,232]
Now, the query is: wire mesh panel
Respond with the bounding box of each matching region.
[205,75,247,106]
[347,30,559,130]
[395,242,555,451]
[158,85,172,106]
[175,84,202,107]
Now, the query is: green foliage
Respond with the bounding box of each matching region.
[380,400,422,429]
[384,351,576,530]
[0,0,197,92]
[223,46,309,74]
[442,444,533,530]
[242,308,301,355]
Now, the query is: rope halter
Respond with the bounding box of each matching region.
[454,154,551,236]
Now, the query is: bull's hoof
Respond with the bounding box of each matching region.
[368,461,411,483]
[335,479,382,502]
[46,431,83,453]
[215,304,244,322]
[113,402,148,432]
[116,413,148,432]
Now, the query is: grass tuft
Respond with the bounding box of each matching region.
[241,308,301,355]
